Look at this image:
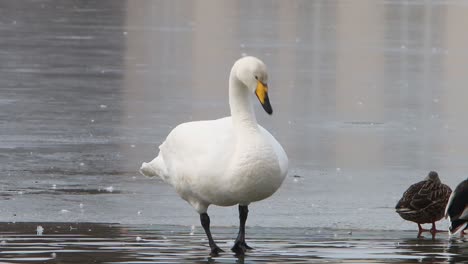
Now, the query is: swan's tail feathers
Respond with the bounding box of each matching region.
[140,155,168,181]
[140,162,158,177]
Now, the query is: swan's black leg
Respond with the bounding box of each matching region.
[231,205,253,255]
[200,213,223,256]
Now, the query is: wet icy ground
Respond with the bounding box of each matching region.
[1,222,467,263]
[2,0,468,263]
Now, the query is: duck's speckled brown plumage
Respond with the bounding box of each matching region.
[396,171,452,225]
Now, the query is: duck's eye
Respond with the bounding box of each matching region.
[255,75,258,80]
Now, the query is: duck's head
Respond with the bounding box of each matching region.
[234,56,272,115]
[425,171,441,183]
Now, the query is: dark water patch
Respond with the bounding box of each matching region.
[0,223,467,263]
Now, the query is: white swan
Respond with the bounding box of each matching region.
[140,56,288,255]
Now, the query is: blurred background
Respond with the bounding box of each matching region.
[1,0,468,231]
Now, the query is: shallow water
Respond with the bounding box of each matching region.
[1,0,468,262]
[1,222,467,264]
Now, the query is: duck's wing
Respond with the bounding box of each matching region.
[445,179,468,221]
[396,181,426,212]
[396,180,451,213]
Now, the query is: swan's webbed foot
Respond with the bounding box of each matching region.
[210,246,224,256]
[231,240,253,255]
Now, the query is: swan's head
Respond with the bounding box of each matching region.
[234,56,272,115]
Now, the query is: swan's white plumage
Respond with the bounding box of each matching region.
[140,56,288,214]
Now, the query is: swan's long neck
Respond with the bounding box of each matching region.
[229,70,258,132]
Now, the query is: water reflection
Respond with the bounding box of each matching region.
[0,222,467,263]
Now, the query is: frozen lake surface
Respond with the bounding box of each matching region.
[2,0,468,262]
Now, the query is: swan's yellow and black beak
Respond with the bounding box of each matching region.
[255,81,273,115]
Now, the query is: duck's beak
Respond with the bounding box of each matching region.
[255,81,273,115]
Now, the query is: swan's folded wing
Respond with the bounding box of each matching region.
[259,125,288,178]
[160,117,235,180]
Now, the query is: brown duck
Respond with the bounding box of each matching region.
[395,171,452,237]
